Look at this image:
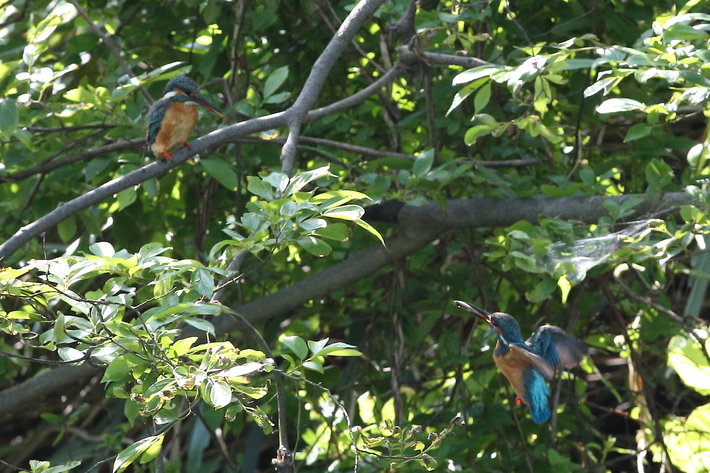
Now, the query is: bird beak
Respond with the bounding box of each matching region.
[194,96,223,117]
[453,300,493,326]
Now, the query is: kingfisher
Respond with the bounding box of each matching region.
[146,75,223,161]
[453,300,587,423]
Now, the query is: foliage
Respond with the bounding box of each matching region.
[1,0,710,473]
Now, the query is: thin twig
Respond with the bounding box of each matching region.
[67,0,153,104]
[601,279,677,473]
[0,138,144,184]
[194,408,238,472]
[223,309,292,473]
[0,0,30,28]
[27,124,116,133]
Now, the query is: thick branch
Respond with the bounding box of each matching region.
[207,191,691,334]
[0,114,287,261]
[279,0,388,175]
[0,363,97,422]
[0,191,692,420]
[397,47,492,68]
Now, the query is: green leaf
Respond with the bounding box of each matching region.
[302,360,324,373]
[603,198,620,220]
[453,65,506,85]
[618,195,646,218]
[64,87,98,104]
[102,357,130,382]
[323,205,364,221]
[181,317,215,336]
[314,222,350,241]
[117,187,137,210]
[419,454,438,471]
[192,268,215,298]
[308,338,329,356]
[90,242,115,257]
[206,378,232,408]
[216,361,269,379]
[284,166,331,197]
[664,403,710,471]
[263,172,289,192]
[413,149,434,177]
[172,337,198,356]
[464,124,493,145]
[447,79,483,116]
[624,123,653,142]
[299,218,327,232]
[0,99,18,140]
[282,335,308,360]
[57,216,77,243]
[558,275,572,304]
[511,251,540,273]
[317,342,362,357]
[297,236,332,256]
[113,434,164,473]
[528,278,557,302]
[596,98,646,113]
[264,91,290,104]
[668,335,710,394]
[201,159,239,191]
[645,158,674,193]
[247,176,274,200]
[246,406,273,434]
[355,219,385,246]
[263,66,289,99]
[474,81,491,114]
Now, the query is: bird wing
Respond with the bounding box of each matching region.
[508,343,555,380]
[146,99,170,145]
[528,325,587,369]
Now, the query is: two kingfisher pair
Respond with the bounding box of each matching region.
[146,75,223,161]
[454,300,587,423]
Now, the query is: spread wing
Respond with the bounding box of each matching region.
[528,325,587,370]
[509,343,555,380]
[146,99,169,145]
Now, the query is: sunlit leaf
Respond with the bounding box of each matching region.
[113,434,164,473]
[282,336,308,360]
[596,98,646,113]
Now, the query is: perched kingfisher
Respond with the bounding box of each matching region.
[453,300,587,423]
[146,75,223,161]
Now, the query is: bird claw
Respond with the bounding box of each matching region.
[183,141,191,148]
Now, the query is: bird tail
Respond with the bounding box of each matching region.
[523,368,551,423]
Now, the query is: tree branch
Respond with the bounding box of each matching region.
[0,113,287,261]
[0,138,144,184]
[305,64,404,123]
[279,0,388,176]
[0,191,692,420]
[67,0,153,104]
[397,47,492,68]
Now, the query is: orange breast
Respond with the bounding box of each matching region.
[151,101,198,158]
[493,345,533,403]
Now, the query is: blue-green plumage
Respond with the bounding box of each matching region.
[454,300,587,424]
[145,75,222,160]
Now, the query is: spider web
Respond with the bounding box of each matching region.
[539,220,659,283]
